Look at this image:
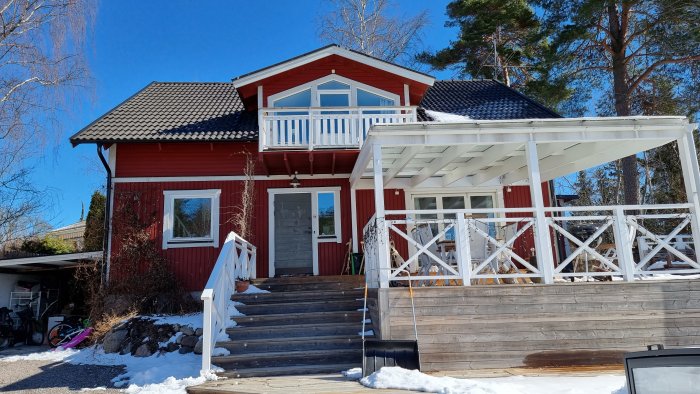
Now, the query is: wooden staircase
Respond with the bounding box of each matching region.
[213,275,369,378]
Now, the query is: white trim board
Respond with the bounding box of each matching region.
[267,187,342,277]
[113,174,352,183]
[233,45,435,88]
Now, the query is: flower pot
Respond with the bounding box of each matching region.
[235,280,250,293]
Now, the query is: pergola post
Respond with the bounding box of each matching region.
[677,128,700,254]
[372,144,391,288]
[525,140,555,284]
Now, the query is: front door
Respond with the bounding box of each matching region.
[273,193,313,276]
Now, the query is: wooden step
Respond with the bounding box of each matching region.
[212,348,362,370]
[211,363,360,379]
[233,310,365,327]
[251,281,364,292]
[224,322,368,340]
[236,299,363,315]
[233,289,364,304]
[216,335,362,353]
[251,275,364,285]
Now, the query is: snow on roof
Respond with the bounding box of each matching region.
[424,109,471,122]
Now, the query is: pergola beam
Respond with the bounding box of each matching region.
[383,146,421,184]
[442,143,523,186]
[471,143,571,186]
[411,146,465,187]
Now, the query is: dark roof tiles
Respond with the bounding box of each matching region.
[419,80,560,120]
[69,82,257,145]
[70,80,560,145]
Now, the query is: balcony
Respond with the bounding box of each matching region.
[258,106,417,151]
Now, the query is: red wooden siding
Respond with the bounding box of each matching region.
[502,184,556,263]
[236,55,431,110]
[116,142,259,178]
[111,178,353,291]
[354,189,409,259]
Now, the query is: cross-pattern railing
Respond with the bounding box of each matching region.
[259,106,417,150]
[200,232,256,373]
[362,204,700,288]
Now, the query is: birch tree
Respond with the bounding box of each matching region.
[0,0,94,243]
[318,0,428,64]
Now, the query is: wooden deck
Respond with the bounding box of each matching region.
[369,279,700,372]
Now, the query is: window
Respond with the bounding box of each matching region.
[268,75,400,110]
[163,190,220,249]
[315,190,341,242]
[317,192,337,238]
[411,193,496,240]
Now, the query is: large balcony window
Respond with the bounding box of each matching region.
[261,75,415,150]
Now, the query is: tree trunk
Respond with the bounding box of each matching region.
[608,3,640,205]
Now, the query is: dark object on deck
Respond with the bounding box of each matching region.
[361,270,421,377]
[363,339,420,374]
[624,344,700,394]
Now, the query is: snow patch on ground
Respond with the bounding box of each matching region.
[359,367,627,394]
[142,313,203,329]
[359,329,374,336]
[343,367,362,380]
[0,348,79,362]
[425,110,471,123]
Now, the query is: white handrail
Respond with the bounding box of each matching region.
[200,231,257,373]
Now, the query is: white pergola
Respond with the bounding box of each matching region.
[350,116,700,286]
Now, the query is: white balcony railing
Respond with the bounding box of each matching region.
[258,106,417,150]
[363,204,700,288]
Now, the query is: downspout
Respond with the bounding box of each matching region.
[96,144,112,287]
[548,179,563,264]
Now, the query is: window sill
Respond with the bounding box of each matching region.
[317,237,340,244]
[164,240,217,249]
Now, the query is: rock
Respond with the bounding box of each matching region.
[180,326,195,336]
[112,321,128,332]
[194,337,203,354]
[176,333,183,344]
[194,328,203,337]
[134,343,152,357]
[166,342,179,352]
[179,346,193,354]
[172,324,180,332]
[180,335,198,348]
[102,329,128,354]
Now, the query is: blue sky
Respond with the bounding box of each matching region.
[37,0,459,228]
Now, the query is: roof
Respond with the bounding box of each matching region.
[232,44,435,88]
[70,80,560,145]
[70,82,257,145]
[419,80,560,120]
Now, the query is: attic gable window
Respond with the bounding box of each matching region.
[268,75,400,109]
[163,189,220,249]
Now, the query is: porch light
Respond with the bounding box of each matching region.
[290,171,301,188]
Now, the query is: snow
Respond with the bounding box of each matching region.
[359,329,374,336]
[0,348,79,362]
[142,313,203,329]
[237,284,269,294]
[359,367,627,394]
[343,367,362,379]
[425,110,471,123]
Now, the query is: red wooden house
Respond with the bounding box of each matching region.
[70,45,559,290]
[71,45,700,376]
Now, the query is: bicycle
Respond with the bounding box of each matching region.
[47,317,91,349]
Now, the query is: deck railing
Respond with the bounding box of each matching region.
[258,106,417,151]
[362,204,700,288]
[200,232,256,373]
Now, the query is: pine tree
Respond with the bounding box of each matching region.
[83,191,106,252]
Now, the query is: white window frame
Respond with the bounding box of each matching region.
[163,189,221,249]
[268,74,400,108]
[267,187,342,277]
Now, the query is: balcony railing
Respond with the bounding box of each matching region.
[258,106,417,151]
[363,204,700,288]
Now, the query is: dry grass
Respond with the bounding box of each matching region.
[90,309,137,344]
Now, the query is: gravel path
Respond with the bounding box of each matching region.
[0,346,124,393]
